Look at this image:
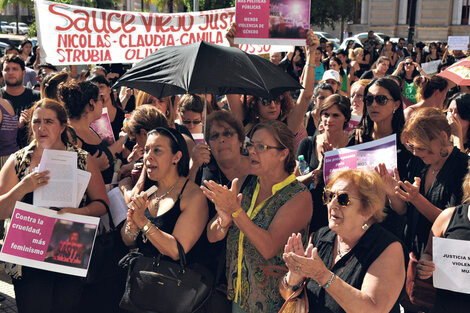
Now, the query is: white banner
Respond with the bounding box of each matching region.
[35,0,290,65]
[433,236,470,294]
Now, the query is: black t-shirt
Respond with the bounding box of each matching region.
[1,87,40,148]
[360,70,374,79]
[0,87,40,116]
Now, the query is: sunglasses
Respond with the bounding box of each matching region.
[257,96,282,106]
[245,140,284,152]
[182,120,201,125]
[365,95,392,106]
[323,189,361,206]
[208,129,235,141]
[404,62,413,66]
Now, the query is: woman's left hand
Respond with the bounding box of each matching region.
[395,177,421,203]
[283,242,331,285]
[201,178,242,216]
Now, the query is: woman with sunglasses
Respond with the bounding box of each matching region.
[226,29,319,150]
[281,169,405,313]
[392,57,426,107]
[297,94,351,233]
[178,94,204,135]
[202,120,312,313]
[350,77,411,238]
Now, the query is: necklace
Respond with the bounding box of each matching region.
[152,179,179,213]
[336,241,349,258]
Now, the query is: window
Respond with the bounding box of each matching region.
[463,0,470,25]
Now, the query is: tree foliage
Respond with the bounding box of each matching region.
[184,0,235,11]
[310,0,356,29]
[0,0,33,34]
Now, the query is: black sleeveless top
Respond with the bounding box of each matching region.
[136,179,190,259]
[75,131,114,184]
[432,204,470,313]
[306,224,403,313]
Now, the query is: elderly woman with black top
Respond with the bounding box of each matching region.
[417,170,470,313]
[202,120,312,313]
[281,169,405,313]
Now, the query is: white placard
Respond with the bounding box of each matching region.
[421,60,441,74]
[433,236,470,294]
[448,36,470,51]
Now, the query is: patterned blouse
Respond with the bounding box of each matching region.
[3,142,88,278]
[226,174,306,313]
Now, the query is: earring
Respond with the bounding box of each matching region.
[361,223,369,231]
[393,109,396,114]
[439,148,449,158]
[172,162,177,165]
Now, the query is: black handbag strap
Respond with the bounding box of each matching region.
[154,238,188,269]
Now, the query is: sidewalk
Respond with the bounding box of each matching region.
[0,270,16,313]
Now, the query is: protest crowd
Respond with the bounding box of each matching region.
[1,10,470,313]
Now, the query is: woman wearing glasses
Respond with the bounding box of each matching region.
[281,169,405,313]
[384,108,468,262]
[202,120,313,313]
[349,77,411,238]
[178,94,203,135]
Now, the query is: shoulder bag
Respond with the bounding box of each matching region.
[119,239,214,313]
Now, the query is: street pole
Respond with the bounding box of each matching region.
[193,0,199,11]
[407,0,417,44]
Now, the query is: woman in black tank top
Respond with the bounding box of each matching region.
[121,127,208,263]
[417,171,470,313]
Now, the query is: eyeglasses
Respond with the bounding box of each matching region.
[365,95,392,106]
[245,140,284,152]
[405,142,427,153]
[257,96,282,106]
[182,120,202,125]
[322,189,361,206]
[208,129,235,141]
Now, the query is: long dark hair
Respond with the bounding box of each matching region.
[358,78,405,141]
[451,93,470,144]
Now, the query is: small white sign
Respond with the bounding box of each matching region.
[433,236,470,294]
[448,36,470,51]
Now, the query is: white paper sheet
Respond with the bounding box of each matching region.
[421,60,441,74]
[101,187,128,231]
[75,170,91,208]
[448,36,470,51]
[433,236,470,294]
[34,149,78,208]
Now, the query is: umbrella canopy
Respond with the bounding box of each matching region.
[113,41,302,98]
[438,57,470,86]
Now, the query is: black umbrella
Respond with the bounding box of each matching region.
[113,41,302,99]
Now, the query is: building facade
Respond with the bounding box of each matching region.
[348,0,470,42]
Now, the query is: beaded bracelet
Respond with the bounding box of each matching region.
[124,221,139,241]
[283,273,305,292]
[320,272,336,289]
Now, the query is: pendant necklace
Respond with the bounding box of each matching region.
[153,179,179,213]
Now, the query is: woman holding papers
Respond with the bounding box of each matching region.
[0,98,108,313]
[349,77,411,238]
[416,170,470,313]
[202,120,312,313]
[281,169,405,313]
